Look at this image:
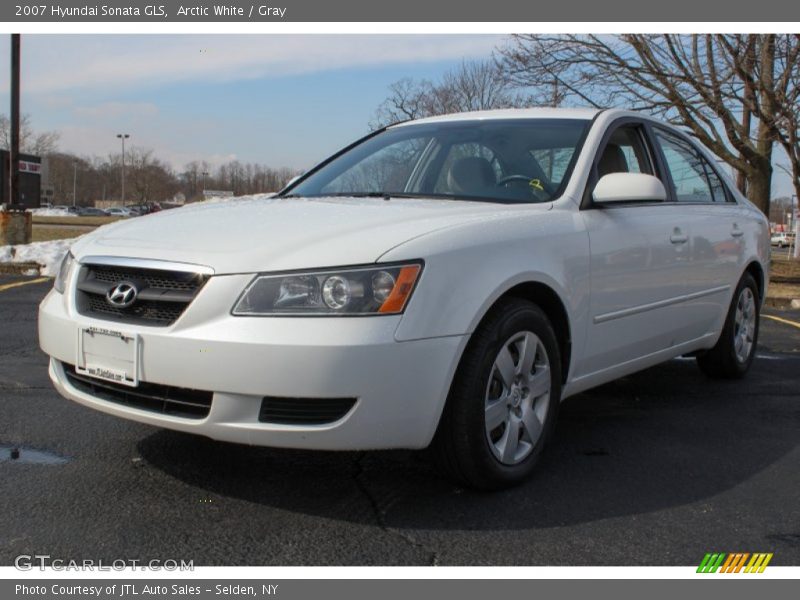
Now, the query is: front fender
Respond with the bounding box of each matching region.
[382,210,591,352]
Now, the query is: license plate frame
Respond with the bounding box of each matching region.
[75,326,140,387]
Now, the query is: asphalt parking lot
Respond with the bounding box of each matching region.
[1,275,799,566]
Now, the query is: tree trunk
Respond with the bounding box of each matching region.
[745,162,773,214]
[749,35,776,217]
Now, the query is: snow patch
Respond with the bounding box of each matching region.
[29,208,78,217]
[0,238,78,276]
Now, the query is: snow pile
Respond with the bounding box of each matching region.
[0,238,77,276]
[30,208,78,217]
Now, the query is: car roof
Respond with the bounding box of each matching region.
[389,107,605,128]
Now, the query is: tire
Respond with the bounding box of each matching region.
[696,273,760,379]
[432,298,561,490]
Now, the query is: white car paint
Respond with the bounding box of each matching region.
[38,108,770,451]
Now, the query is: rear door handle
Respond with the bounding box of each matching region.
[731,224,744,238]
[670,228,688,244]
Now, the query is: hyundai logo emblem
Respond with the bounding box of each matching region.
[106,281,138,308]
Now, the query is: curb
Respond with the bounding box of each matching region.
[0,262,42,275]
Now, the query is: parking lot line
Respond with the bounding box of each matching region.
[0,277,49,293]
[763,314,800,331]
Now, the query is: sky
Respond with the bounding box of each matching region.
[0,34,793,197]
[0,34,503,171]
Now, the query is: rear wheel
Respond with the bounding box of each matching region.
[432,298,561,490]
[696,273,760,379]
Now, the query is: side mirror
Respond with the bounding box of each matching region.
[592,173,667,204]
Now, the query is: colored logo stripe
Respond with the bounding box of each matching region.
[697,553,726,573]
[745,553,773,573]
[719,553,749,573]
[697,552,773,573]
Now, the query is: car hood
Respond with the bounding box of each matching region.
[70,195,539,274]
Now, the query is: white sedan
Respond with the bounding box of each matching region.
[104,207,132,217]
[39,108,769,489]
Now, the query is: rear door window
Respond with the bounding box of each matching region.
[654,129,729,203]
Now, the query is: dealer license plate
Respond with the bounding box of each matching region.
[75,326,140,387]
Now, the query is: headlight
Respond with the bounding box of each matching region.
[232,262,423,316]
[53,251,75,294]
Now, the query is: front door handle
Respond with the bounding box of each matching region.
[670,228,688,244]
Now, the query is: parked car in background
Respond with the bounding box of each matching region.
[770,232,794,248]
[39,108,769,489]
[77,207,108,217]
[104,207,132,218]
[126,203,161,216]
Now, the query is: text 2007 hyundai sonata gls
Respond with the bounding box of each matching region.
[39,108,769,489]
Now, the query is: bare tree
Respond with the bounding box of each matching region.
[0,113,60,155]
[743,35,800,212]
[498,34,797,215]
[371,60,532,129]
[122,147,178,203]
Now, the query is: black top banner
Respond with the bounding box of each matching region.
[4,0,800,22]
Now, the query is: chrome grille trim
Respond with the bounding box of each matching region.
[74,257,211,327]
[78,255,215,276]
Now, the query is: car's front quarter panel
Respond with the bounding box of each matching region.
[384,206,591,383]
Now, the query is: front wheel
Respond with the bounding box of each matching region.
[432,298,561,490]
[696,273,760,379]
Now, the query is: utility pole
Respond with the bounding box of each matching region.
[72,161,77,207]
[793,195,799,259]
[1,34,32,246]
[9,34,20,210]
[117,133,129,206]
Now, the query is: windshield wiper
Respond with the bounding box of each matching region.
[279,192,428,200]
[328,192,429,200]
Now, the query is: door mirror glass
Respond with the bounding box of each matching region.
[593,173,667,204]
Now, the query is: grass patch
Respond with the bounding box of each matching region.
[768,281,800,299]
[32,226,87,243]
[771,258,800,282]
[33,215,122,227]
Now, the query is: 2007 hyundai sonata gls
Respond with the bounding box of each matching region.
[39,108,769,489]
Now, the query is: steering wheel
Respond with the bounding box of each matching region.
[496,174,553,200]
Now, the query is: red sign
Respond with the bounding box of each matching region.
[19,160,41,175]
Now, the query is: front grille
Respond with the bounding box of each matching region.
[76,262,208,327]
[85,294,186,324]
[62,362,213,419]
[259,396,357,425]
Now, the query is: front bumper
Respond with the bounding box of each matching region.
[39,275,466,450]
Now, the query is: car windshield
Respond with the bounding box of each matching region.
[284,118,590,204]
